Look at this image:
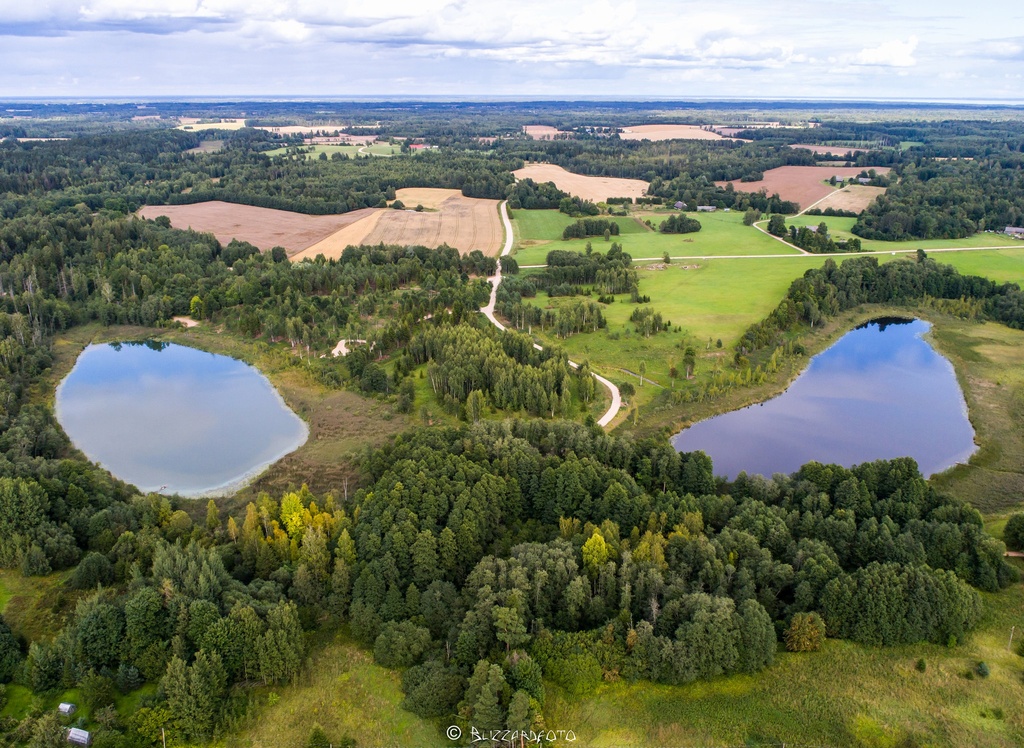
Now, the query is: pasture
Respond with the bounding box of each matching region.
[513,163,649,203]
[718,165,892,211]
[511,209,801,265]
[137,202,377,255]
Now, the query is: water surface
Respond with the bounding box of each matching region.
[672,319,976,479]
[56,342,308,496]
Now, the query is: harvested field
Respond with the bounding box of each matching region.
[138,201,377,255]
[293,189,503,261]
[523,125,570,139]
[177,118,245,131]
[619,124,725,141]
[790,144,867,156]
[362,196,502,256]
[257,125,345,135]
[293,211,386,261]
[513,163,648,203]
[717,165,891,211]
[813,184,887,214]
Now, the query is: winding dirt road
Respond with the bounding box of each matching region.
[483,202,622,428]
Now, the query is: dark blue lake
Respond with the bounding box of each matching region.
[672,319,977,480]
[56,342,308,496]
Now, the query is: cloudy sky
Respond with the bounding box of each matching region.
[1,0,1022,100]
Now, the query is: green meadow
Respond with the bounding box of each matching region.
[511,209,798,265]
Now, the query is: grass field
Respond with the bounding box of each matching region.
[511,209,799,265]
[222,631,439,748]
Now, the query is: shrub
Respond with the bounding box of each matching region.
[977,661,990,678]
[915,658,927,673]
[1004,514,1024,551]
[784,612,826,652]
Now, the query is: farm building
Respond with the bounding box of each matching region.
[58,703,76,716]
[696,205,717,212]
[67,728,91,746]
[858,178,872,185]
[1004,227,1024,236]
[674,201,685,210]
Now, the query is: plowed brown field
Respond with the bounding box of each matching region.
[138,202,377,255]
[513,164,648,203]
[716,166,891,210]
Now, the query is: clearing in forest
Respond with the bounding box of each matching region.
[513,164,649,203]
[176,118,246,131]
[293,189,503,260]
[717,166,891,211]
[138,202,377,255]
[618,124,727,141]
[813,185,887,214]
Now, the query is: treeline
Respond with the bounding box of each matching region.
[853,158,1024,240]
[327,421,1012,731]
[739,255,1024,355]
[659,215,702,234]
[562,218,620,239]
[766,218,862,253]
[505,178,569,210]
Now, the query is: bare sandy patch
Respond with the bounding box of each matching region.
[138,201,378,255]
[172,316,199,328]
[717,166,891,211]
[619,125,724,141]
[790,144,867,156]
[814,185,887,214]
[513,164,648,203]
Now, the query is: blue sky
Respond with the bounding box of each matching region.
[1,0,1022,99]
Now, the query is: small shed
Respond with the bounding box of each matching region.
[673,201,685,210]
[1004,226,1024,236]
[58,703,76,716]
[67,728,91,746]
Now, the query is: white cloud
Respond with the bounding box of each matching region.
[854,36,918,67]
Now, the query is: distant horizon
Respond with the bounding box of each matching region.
[2,96,1023,107]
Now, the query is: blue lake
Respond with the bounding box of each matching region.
[672,318,977,480]
[56,342,308,496]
